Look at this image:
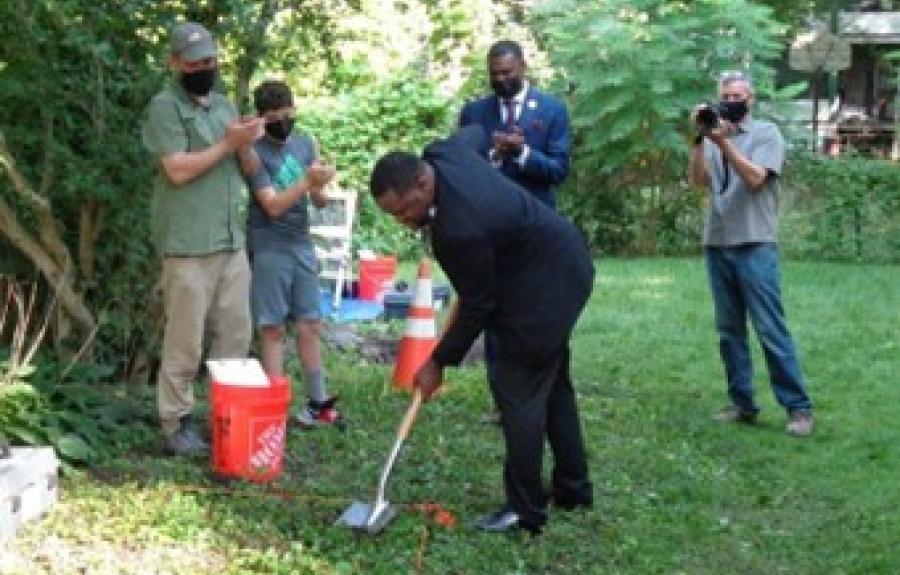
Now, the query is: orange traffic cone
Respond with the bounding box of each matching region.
[393,258,438,391]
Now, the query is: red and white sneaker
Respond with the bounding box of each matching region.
[295,397,344,429]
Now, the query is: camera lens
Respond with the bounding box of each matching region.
[696,105,719,130]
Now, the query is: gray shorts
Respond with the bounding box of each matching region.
[250,247,321,326]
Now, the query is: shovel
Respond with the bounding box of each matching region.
[336,387,424,534]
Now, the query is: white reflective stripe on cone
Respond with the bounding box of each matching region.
[413,279,433,307]
[404,318,437,338]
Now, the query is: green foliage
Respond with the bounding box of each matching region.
[532,0,787,254]
[781,151,900,262]
[0,354,157,464]
[0,0,166,366]
[755,0,849,32]
[0,1,161,205]
[298,71,456,259]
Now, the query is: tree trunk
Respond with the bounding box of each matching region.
[78,199,104,282]
[234,0,279,112]
[0,130,96,341]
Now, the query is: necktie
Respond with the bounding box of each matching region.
[504,98,517,130]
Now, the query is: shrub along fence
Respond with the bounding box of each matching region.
[559,149,900,264]
[779,151,900,263]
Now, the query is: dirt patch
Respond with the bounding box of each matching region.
[0,534,227,575]
[321,323,484,366]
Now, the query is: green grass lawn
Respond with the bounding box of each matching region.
[3,258,898,574]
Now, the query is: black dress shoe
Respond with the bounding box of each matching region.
[473,508,541,534]
[551,496,593,511]
[550,478,593,511]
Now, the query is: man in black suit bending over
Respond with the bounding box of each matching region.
[369,125,594,534]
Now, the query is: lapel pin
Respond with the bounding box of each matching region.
[527,99,538,110]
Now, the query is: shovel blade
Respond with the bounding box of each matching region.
[336,501,373,527]
[335,500,397,534]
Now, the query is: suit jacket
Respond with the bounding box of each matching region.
[458,86,571,208]
[427,126,593,368]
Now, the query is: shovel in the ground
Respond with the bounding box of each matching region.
[336,387,423,534]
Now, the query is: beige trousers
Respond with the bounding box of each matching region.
[157,250,251,435]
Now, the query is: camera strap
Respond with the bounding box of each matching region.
[720,153,730,195]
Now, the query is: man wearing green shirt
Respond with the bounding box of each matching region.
[142,22,262,456]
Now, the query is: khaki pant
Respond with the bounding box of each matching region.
[157,250,251,435]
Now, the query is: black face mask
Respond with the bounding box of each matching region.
[719,99,749,123]
[491,77,523,100]
[180,67,217,96]
[265,118,294,142]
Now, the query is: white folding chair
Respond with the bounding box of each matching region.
[309,185,357,310]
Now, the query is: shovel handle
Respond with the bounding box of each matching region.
[395,388,423,441]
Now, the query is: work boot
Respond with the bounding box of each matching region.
[165,414,209,457]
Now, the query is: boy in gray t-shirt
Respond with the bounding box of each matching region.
[248,80,342,428]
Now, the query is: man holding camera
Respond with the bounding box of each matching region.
[688,71,813,437]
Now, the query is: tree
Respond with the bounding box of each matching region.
[532,0,788,253]
[181,0,356,112]
[0,0,164,348]
[758,0,865,33]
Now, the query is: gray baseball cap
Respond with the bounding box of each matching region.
[170,22,217,62]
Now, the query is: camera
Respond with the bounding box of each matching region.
[695,101,722,131]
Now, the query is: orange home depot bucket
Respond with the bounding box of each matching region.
[210,375,292,483]
[358,256,397,301]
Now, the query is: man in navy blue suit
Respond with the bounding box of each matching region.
[459,40,571,209]
[460,40,573,423]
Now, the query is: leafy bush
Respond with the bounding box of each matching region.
[0,353,156,464]
[533,0,788,255]
[0,0,165,380]
[297,71,456,260]
[781,151,900,263]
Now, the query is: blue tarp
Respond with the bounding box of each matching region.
[320,292,384,323]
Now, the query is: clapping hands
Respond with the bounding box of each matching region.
[226,116,264,149]
[492,127,525,159]
[307,160,336,189]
